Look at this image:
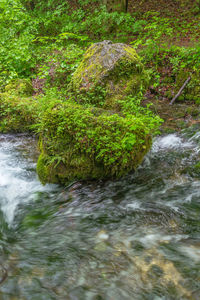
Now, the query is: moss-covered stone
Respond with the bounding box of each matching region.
[186,106,200,116]
[4,78,33,96]
[35,42,161,185]
[37,148,106,185]
[69,40,149,109]
[36,152,52,185]
[36,101,155,185]
[0,93,37,133]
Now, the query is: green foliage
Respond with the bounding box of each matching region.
[35,43,86,92]
[0,0,38,86]
[0,80,161,182]
[0,93,37,132]
[125,11,200,102]
[117,95,161,131]
[131,13,174,62]
[20,1,139,40]
[21,0,99,13]
[0,84,65,133]
[4,78,33,96]
[131,12,200,70]
[71,7,144,41]
[36,97,160,182]
[1,0,198,93]
[0,0,91,89]
[169,44,200,73]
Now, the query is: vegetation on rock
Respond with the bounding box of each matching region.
[69,40,149,109]
[36,98,160,184]
[36,40,160,184]
[0,92,37,133]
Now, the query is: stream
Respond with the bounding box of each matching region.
[0,127,200,300]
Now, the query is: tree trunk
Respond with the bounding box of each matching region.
[104,0,128,13]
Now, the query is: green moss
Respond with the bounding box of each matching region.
[36,100,158,184]
[69,41,149,109]
[0,93,37,133]
[0,44,161,186]
[186,106,199,116]
[173,71,200,103]
[36,153,50,185]
[37,141,106,185]
[4,79,33,96]
[182,161,200,178]
[194,161,200,170]
[32,41,160,185]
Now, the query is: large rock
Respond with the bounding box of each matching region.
[36,42,159,185]
[70,40,149,109]
[36,102,152,185]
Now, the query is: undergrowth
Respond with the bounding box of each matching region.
[0,0,199,94]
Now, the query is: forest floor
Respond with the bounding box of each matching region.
[125,0,200,132]
[76,0,200,133]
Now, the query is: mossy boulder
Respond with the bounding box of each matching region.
[37,150,106,185]
[36,42,161,185]
[0,93,37,133]
[0,79,36,132]
[4,79,33,96]
[69,40,149,109]
[36,101,153,185]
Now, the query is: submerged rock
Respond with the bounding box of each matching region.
[70,40,149,109]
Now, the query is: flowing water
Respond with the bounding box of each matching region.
[0,128,200,300]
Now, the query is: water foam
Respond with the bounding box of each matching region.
[0,136,55,225]
[152,134,194,153]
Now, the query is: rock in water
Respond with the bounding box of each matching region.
[36,104,152,185]
[36,42,159,185]
[70,40,149,109]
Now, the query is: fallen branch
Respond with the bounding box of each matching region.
[169,75,192,105]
